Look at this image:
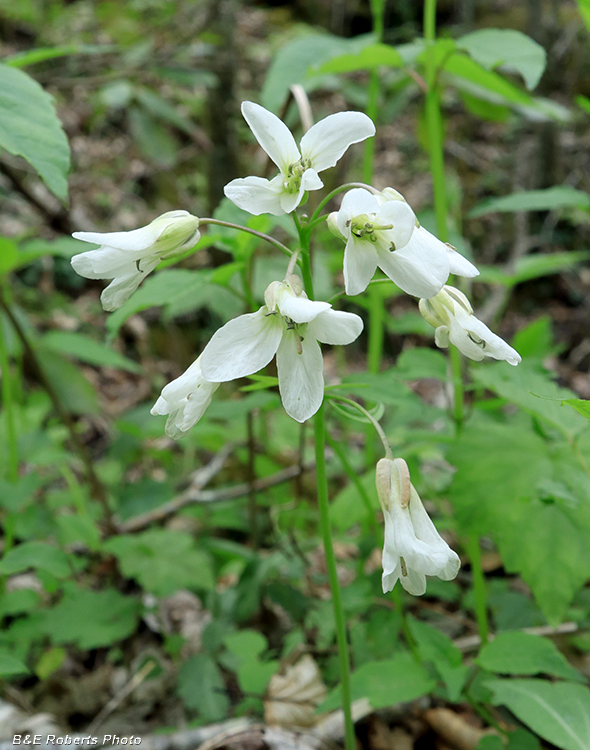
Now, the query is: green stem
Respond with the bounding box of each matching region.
[314,404,355,750]
[449,345,465,432]
[201,218,292,258]
[367,286,385,375]
[0,306,18,483]
[466,535,489,646]
[328,394,392,459]
[293,214,314,299]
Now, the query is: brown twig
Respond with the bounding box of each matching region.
[0,296,116,533]
[116,460,315,533]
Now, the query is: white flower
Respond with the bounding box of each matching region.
[71,210,200,310]
[151,356,219,439]
[199,275,363,422]
[376,457,460,596]
[419,286,521,366]
[328,187,451,298]
[224,101,375,216]
[378,188,480,280]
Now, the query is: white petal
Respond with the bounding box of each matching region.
[409,488,459,568]
[72,222,163,252]
[200,308,283,382]
[308,310,363,345]
[276,332,324,422]
[449,314,521,366]
[100,272,144,311]
[160,357,209,402]
[150,395,169,416]
[400,567,427,596]
[446,245,479,278]
[71,247,143,279]
[276,290,331,324]
[344,237,378,296]
[376,234,450,298]
[376,200,416,250]
[300,111,375,172]
[241,101,300,174]
[224,175,285,216]
[301,168,323,191]
[434,325,451,349]
[339,188,379,229]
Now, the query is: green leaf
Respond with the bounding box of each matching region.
[0,237,19,274]
[407,617,469,701]
[5,44,114,68]
[223,630,278,695]
[320,652,435,711]
[576,0,590,32]
[0,541,70,578]
[457,29,547,90]
[442,52,532,106]
[447,416,551,535]
[42,588,139,649]
[477,632,583,681]
[42,330,141,373]
[0,650,29,676]
[36,646,66,679]
[496,497,590,625]
[470,186,590,217]
[314,43,403,74]
[473,362,586,439]
[104,529,215,596]
[128,105,178,167]
[395,347,448,381]
[177,654,229,720]
[0,63,70,201]
[56,515,101,552]
[36,348,100,415]
[486,679,590,750]
[562,399,590,421]
[262,32,363,112]
[577,95,590,115]
[477,251,590,289]
[512,316,557,359]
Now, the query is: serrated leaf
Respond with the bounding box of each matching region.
[319,652,435,711]
[473,362,586,439]
[457,29,547,90]
[0,64,70,200]
[470,186,590,218]
[486,679,590,750]
[43,330,141,373]
[477,632,583,681]
[42,588,139,649]
[0,541,70,578]
[177,654,229,720]
[104,529,215,596]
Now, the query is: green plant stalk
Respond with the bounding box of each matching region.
[0,306,18,484]
[314,404,356,750]
[200,218,292,258]
[466,535,489,645]
[326,433,376,533]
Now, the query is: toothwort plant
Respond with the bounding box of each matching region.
[71,99,521,747]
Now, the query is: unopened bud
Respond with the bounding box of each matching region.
[155,211,200,258]
[376,457,411,512]
[327,212,345,241]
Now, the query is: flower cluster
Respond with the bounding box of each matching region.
[69,100,521,595]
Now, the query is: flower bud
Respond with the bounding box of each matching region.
[155,211,201,259]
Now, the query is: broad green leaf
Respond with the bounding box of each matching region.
[223,630,278,695]
[42,330,141,373]
[477,251,590,288]
[0,64,70,201]
[135,88,195,135]
[496,497,590,625]
[330,470,377,532]
[442,53,532,106]
[5,44,114,68]
[320,653,435,711]
[262,32,368,112]
[512,316,557,359]
[314,43,403,74]
[0,588,40,617]
[408,617,469,701]
[477,632,583,681]
[0,541,70,578]
[177,654,229,720]
[42,588,139,649]
[129,105,178,167]
[105,529,215,596]
[56,515,101,552]
[477,731,541,750]
[447,416,551,535]
[0,650,29,676]
[473,362,586,439]
[562,399,590,421]
[460,91,510,122]
[457,29,547,90]
[486,679,590,750]
[395,347,448,381]
[470,186,590,217]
